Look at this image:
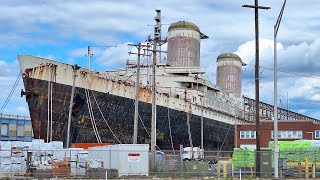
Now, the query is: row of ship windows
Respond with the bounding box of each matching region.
[0,123,32,137]
[239,130,313,139]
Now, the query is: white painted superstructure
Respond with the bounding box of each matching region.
[18,54,247,126]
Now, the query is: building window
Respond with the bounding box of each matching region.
[240,131,256,139]
[17,124,24,137]
[315,130,320,139]
[1,124,9,136]
[271,130,303,139]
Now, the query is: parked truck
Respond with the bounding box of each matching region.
[182,147,204,160]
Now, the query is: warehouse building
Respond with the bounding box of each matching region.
[235,120,320,148]
[0,114,32,141]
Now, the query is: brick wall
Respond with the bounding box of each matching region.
[235,120,320,148]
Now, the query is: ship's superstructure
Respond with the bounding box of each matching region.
[18,13,319,152]
[18,47,246,150]
[18,18,249,151]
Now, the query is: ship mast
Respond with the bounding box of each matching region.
[87,46,91,70]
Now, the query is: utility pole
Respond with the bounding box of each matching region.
[242,0,270,177]
[66,64,80,148]
[151,9,161,171]
[274,0,287,178]
[129,42,151,144]
[147,9,167,170]
[146,35,152,89]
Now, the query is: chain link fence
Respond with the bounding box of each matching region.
[1,148,320,179]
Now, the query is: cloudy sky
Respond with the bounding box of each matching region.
[1,0,320,119]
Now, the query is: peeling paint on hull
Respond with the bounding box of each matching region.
[23,77,234,150]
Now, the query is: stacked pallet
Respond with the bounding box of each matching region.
[269,141,320,163]
[51,159,70,178]
[232,148,255,167]
[0,141,27,173]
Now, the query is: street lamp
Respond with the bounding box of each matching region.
[274,0,287,178]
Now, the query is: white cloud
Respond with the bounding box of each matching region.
[0,60,20,76]
[95,42,135,68]
[16,106,29,116]
[0,60,27,116]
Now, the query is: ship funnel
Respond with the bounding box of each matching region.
[216,53,244,97]
[167,21,208,67]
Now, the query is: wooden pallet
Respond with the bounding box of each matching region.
[51,160,70,178]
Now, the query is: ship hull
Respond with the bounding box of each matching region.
[23,77,234,151]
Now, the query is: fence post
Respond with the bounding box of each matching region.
[217,162,220,177]
[223,163,227,177]
[312,161,316,179]
[298,162,302,177]
[179,145,184,177]
[232,163,234,177]
[305,157,309,179]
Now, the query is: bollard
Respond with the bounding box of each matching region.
[223,163,227,177]
[312,161,316,178]
[232,164,234,177]
[279,169,282,178]
[298,162,302,177]
[305,157,309,179]
[217,162,220,177]
[250,167,253,176]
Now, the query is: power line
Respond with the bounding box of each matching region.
[0,73,21,114]
[259,85,320,107]
[260,66,320,79]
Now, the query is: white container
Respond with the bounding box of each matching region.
[88,144,149,177]
[49,141,63,149]
[111,144,149,177]
[88,146,110,167]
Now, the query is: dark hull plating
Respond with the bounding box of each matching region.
[23,77,234,150]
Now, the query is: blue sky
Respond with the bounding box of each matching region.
[1,0,320,119]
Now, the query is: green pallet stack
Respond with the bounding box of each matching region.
[269,141,320,162]
[232,148,255,167]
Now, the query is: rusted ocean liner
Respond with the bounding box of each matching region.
[18,21,248,151]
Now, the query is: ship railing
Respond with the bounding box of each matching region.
[92,72,136,86]
[154,87,244,119]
